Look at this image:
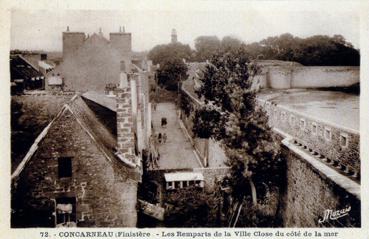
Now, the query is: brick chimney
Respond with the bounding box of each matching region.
[116,67,137,167]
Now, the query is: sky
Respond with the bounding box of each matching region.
[10,5,361,52]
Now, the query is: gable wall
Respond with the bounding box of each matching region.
[12,109,137,227]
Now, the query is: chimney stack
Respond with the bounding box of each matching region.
[116,66,137,167]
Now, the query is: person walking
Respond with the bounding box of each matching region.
[155,153,160,168]
[163,133,167,143]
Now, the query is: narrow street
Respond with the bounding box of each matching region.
[150,102,201,170]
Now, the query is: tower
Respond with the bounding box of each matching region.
[62,26,86,60]
[171,29,177,43]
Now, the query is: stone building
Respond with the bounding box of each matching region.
[46,27,133,92]
[11,68,150,227]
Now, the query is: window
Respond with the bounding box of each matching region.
[324,127,332,141]
[175,181,180,189]
[58,157,72,178]
[300,119,306,130]
[340,133,349,148]
[312,122,317,135]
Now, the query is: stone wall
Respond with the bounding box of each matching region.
[267,66,293,89]
[116,81,136,165]
[12,109,138,227]
[180,106,207,165]
[181,109,229,168]
[281,146,360,227]
[253,65,360,90]
[292,66,359,88]
[193,167,230,191]
[258,99,360,178]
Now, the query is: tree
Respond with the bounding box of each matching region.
[156,58,188,91]
[243,33,360,66]
[221,36,243,52]
[148,42,192,91]
[164,187,220,227]
[148,42,193,66]
[193,48,284,226]
[194,36,221,61]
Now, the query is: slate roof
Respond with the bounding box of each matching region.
[12,94,140,182]
[181,62,209,105]
[82,91,117,112]
[186,62,207,80]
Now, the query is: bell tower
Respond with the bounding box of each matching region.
[171,29,178,44]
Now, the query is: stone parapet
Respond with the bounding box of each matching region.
[258,99,360,179]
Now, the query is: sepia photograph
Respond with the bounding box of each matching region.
[4,0,365,232]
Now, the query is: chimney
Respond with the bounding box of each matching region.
[116,66,137,167]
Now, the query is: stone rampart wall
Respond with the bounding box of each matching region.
[258,99,360,178]
[253,66,359,90]
[291,66,359,88]
[281,146,360,227]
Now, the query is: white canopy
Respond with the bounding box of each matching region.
[164,172,204,182]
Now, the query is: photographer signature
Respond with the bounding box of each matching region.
[318,206,351,223]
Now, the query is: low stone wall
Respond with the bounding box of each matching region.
[258,99,360,178]
[193,167,230,190]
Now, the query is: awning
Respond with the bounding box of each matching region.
[164,172,204,182]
